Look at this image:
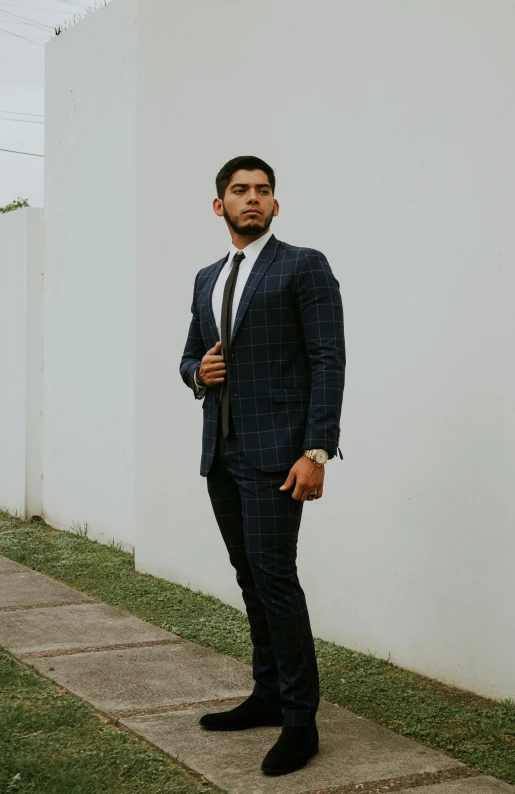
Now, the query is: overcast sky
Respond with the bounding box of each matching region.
[0,0,111,208]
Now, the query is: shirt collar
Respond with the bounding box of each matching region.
[227,228,274,270]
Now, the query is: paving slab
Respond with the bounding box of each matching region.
[0,602,178,655]
[401,778,515,794]
[0,570,96,609]
[0,554,30,573]
[119,699,467,794]
[29,641,254,713]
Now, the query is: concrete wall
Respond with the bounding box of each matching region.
[43,0,137,548]
[0,208,44,520]
[135,0,515,700]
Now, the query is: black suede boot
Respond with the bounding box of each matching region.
[261,720,319,775]
[199,693,283,731]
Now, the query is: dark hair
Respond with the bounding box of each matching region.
[216,155,275,199]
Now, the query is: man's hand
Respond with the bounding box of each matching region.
[198,340,227,388]
[279,457,325,501]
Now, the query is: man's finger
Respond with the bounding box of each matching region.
[291,477,309,500]
[301,486,312,502]
[292,484,304,500]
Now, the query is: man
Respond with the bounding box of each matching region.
[180,155,345,776]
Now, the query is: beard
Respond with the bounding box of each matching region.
[223,205,274,236]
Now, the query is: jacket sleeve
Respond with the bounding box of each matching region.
[179,270,207,399]
[294,250,346,458]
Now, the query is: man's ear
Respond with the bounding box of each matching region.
[213,197,224,217]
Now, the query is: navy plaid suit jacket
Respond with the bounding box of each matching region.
[180,233,345,477]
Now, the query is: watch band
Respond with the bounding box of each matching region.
[194,364,207,395]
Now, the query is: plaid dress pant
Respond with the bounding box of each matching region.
[206,405,320,727]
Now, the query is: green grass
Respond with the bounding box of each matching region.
[0,649,221,793]
[1,509,514,787]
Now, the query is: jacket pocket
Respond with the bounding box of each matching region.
[271,388,310,402]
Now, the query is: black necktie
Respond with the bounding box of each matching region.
[220,250,245,437]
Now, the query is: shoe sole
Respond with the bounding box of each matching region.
[261,745,319,775]
[200,715,284,731]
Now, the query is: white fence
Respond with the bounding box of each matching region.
[42,0,137,548]
[0,208,43,521]
[0,0,514,702]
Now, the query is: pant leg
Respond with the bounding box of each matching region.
[206,421,280,700]
[208,410,320,727]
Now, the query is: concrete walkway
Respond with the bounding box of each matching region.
[0,553,513,794]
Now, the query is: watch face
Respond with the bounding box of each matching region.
[315,450,327,464]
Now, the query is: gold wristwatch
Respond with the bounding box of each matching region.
[302,449,329,467]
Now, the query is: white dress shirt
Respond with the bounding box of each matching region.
[193,229,274,398]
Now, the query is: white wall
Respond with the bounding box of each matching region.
[43,0,137,548]
[135,0,515,700]
[0,208,43,520]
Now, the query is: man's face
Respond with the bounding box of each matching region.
[213,169,279,236]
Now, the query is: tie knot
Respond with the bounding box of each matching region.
[233,250,245,265]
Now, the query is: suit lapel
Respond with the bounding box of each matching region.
[204,253,229,347]
[230,234,280,347]
[203,234,281,350]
